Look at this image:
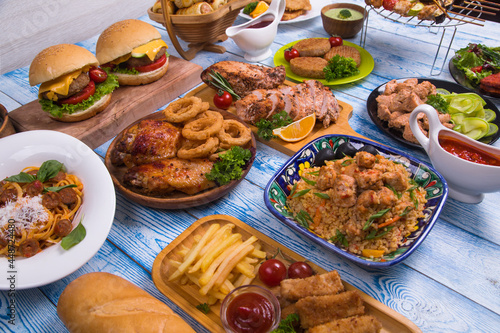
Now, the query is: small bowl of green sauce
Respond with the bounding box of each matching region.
[321,3,367,38]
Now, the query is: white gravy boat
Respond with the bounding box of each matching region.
[226,0,285,62]
[410,104,500,203]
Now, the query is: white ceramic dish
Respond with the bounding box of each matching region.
[410,104,500,203]
[0,130,116,289]
[239,0,323,24]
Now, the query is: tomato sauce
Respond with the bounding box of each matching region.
[439,137,500,166]
[225,292,275,333]
[248,21,272,29]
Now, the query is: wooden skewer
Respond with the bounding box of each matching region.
[452,11,486,21]
[467,0,500,7]
[453,4,497,14]
[450,13,485,25]
[464,1,500,11]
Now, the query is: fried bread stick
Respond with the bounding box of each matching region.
[295,290,365,329]
[308,315,383,333]
[280,270,344,301]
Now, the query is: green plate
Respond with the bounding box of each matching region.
[273,39,375,85]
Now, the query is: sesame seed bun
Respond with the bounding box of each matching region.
[28,44,99,86]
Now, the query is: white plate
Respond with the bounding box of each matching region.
[239,0,323,24]
[0,130,116,290]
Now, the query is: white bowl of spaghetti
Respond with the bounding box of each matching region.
[0,130,115,289]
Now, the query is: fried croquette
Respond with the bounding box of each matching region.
[290,57,328,79]
[280,270,344,301]
[307,315,383,333]
[324,45,362,67]
[293,38,332,57]
[295,290,365,329]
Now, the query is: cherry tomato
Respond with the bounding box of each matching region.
[259,259,287,287]
[383,0,398,11]
[328,36,343,47]
[284,47,300,62]
[131,54,167,73]
[58,81,95,105]
[89,67,108,83]
[471,66,483,73]
[287,261,313,279]
[213,90,233,109]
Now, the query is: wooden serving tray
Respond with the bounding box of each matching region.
[185,82,376,156]
[152,214,422,333]
[8,56,202,149]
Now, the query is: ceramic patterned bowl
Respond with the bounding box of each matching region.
[264,135,448,268]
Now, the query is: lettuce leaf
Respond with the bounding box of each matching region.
[39,73,119,118]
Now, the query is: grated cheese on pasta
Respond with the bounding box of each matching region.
[0,196,49,231]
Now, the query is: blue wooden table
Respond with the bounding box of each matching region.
[1,1,499,331]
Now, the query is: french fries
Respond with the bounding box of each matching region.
[168,223,263,304]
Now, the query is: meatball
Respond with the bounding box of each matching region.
[54,219,73,237]
[19,238,40,258]
[42,191,61,209]
[59,188,77,206]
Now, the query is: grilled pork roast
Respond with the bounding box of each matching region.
[234,80,341,128]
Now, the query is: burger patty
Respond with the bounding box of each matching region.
[41,72,90,100]
[122,47,166,68]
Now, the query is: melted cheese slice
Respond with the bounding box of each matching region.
[38,66,90,101]
[131,39,168,61]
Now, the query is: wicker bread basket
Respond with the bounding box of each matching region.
[148,0,252,60]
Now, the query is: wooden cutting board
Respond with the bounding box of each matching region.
[186,82,376,156]
[8,56,203,149]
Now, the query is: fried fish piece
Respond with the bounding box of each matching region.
[295,290,365,329]
[293,38,332,57]
[308,315,383,333]
[324,45,362,67]
[290,57,328,79]
[280,270,344,301]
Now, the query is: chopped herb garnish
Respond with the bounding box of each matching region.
[340,158,354,167]
[300,176,316,186]
[330,229,348,247]
[295,210,313,228]
[313,192,330,200]
[256,111,293,141]
[196,303,210,314]
[363,208,391,230]
[271,313,299,333]
[426,94,450,114]
[385,184,402,199]
[366,226,394,240]
[292,189,311,198]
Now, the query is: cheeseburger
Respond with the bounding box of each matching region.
[29,44,119,122]
[96,19,169,86]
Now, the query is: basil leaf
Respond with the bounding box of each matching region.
[61,221,86,250]
[37,160,63,182]
[44,184,77,193]
[5,172,36,183]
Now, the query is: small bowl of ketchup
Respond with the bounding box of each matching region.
[220,285,281,333]
[410,104,500,203]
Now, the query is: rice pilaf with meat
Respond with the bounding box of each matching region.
[287,151,427,257]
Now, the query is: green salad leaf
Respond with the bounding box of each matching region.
[323,55,360,81]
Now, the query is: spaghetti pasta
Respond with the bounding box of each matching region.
[0,161,83,258]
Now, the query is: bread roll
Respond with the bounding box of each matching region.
[57,272,195,333]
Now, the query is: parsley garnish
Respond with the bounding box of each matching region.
[196,303,210,314]
[271,313,299,333]
[323,55,360,81]
[330,229,348,247]
[426,94,449,114]
[243,1,258,15]
[205,146,252,186]
[255,111,293,141]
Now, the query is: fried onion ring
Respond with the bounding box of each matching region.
[162,97,208,123]
[218,119,252,149]
[182,111,224,140]
[177,137,219,159]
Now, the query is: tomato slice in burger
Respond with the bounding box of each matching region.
[132,54,167,73]
[89,67,108,83]
[58,81,95,105]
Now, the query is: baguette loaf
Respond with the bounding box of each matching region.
[57,272,195,333]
